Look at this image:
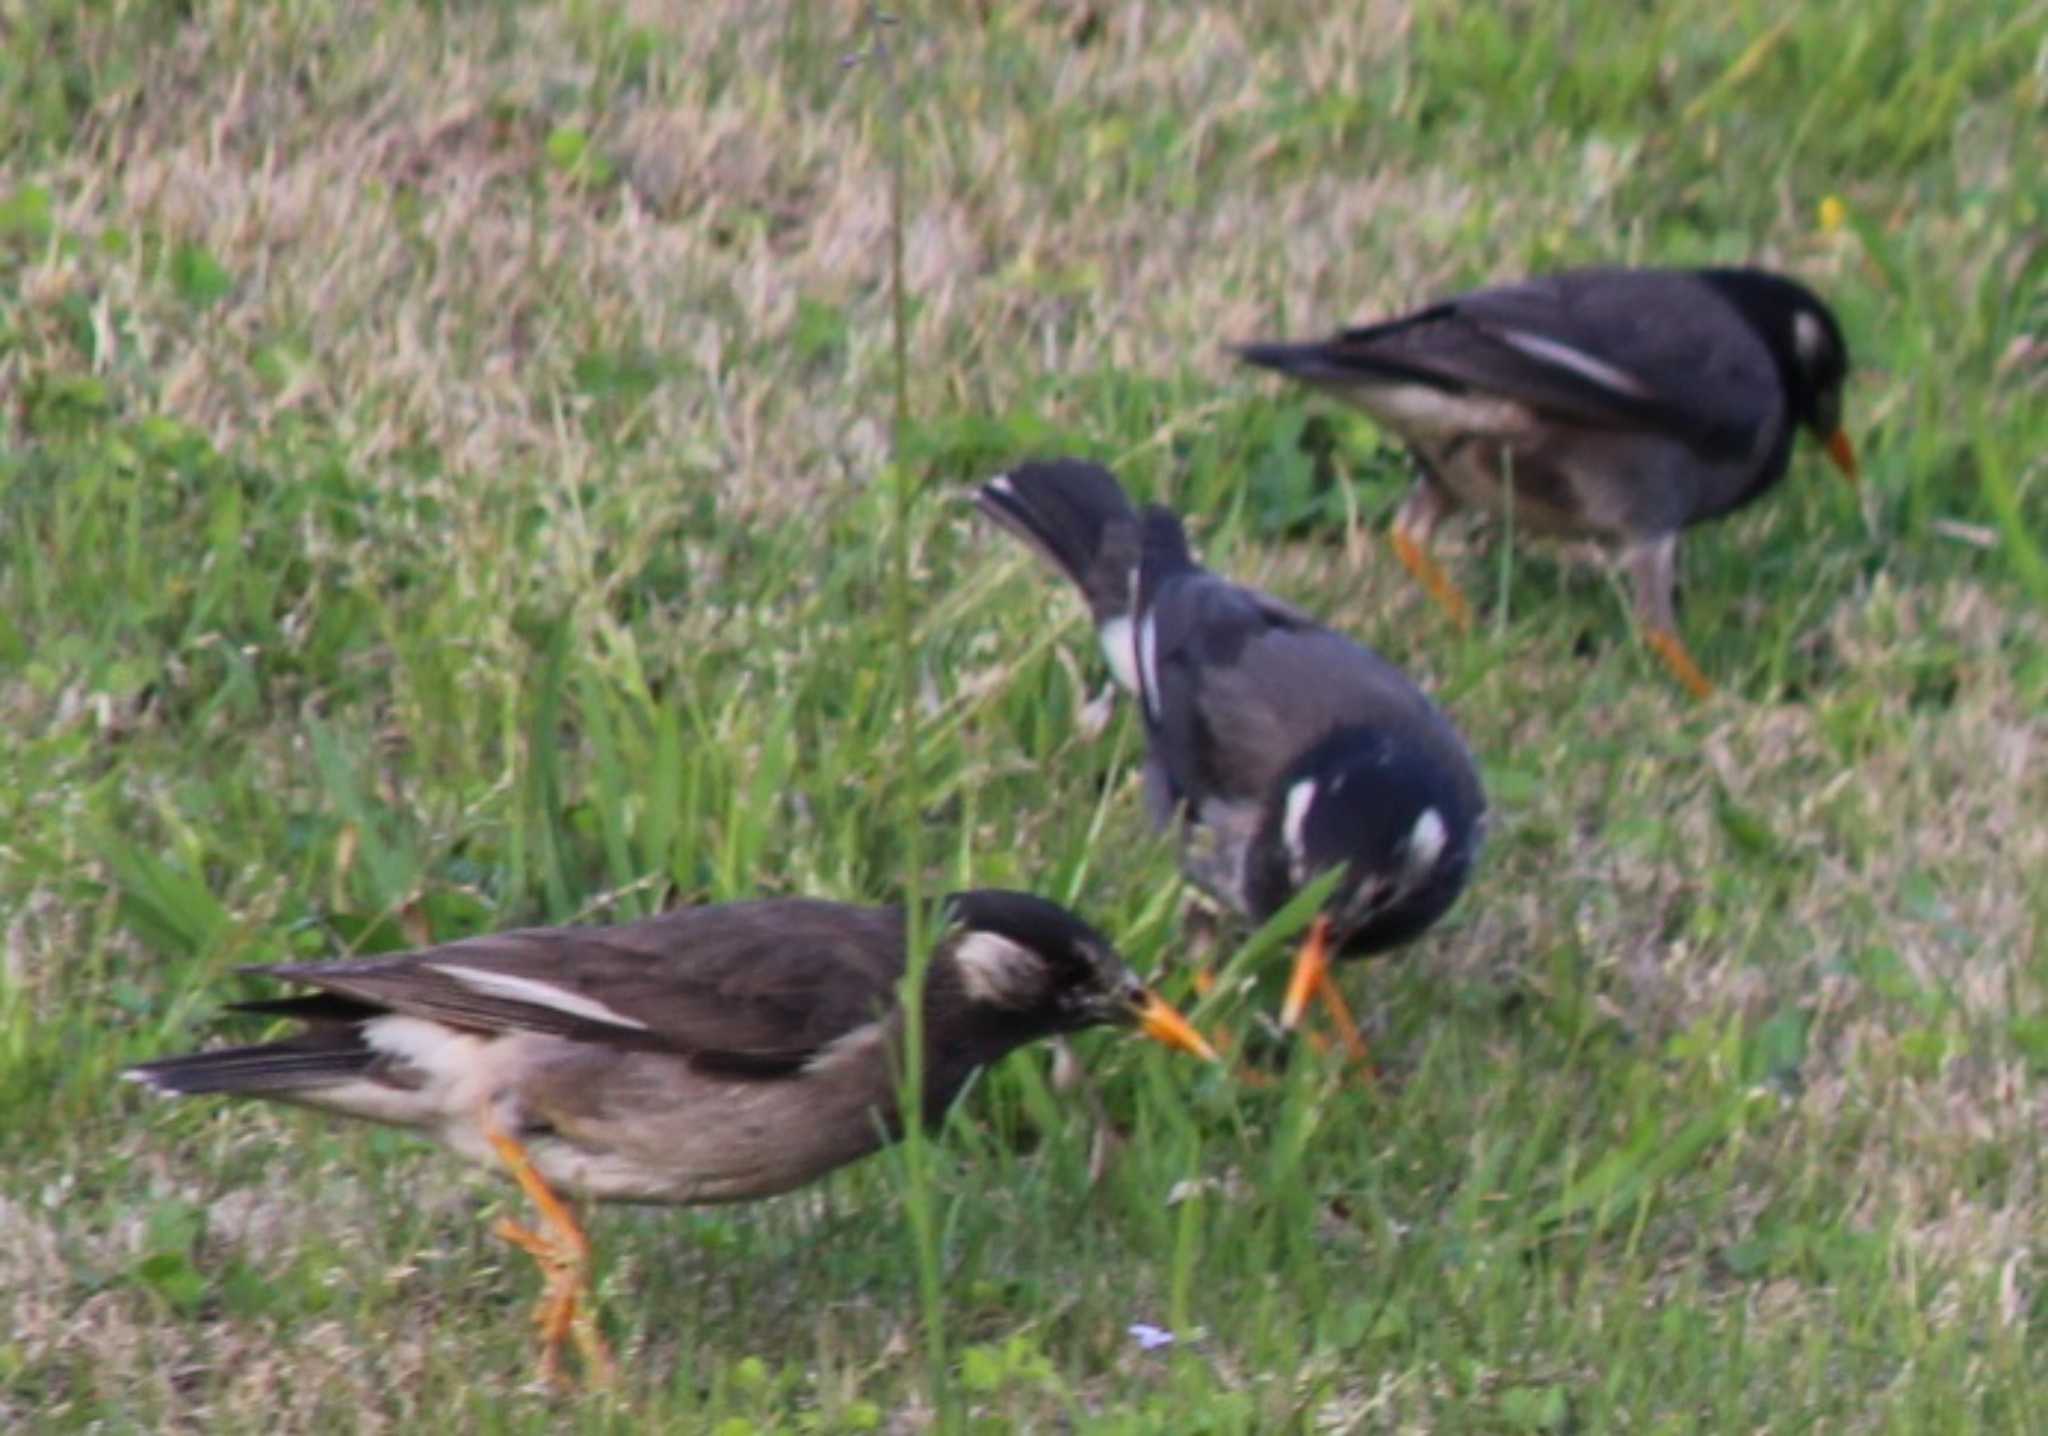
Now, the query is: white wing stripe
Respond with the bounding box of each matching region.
[428,965,651,1030]
[1136,608,1162,722]
[1495,328,1655,399]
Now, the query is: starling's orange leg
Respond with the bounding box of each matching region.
[1643,628,1715,702]
[1278,916,1374,1068]
[1824,429,1858,484]
[483,1119,616,1388]
[1390,483,1472,630]
[1390,528,1473,632]
[1312,962,1373,1069]
[1625,533,1715,702]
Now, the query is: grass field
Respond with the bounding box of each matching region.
[3,1,2044,1429]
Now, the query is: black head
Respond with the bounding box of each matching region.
[1247,727,1485,957]
[1699,268,1854,459]
[939,890,1213,1057]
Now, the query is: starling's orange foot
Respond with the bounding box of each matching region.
[1643,627,1715,701]
[1390,529,1473,631]
[494,1216,614,1388]
[485,1121,616,1388]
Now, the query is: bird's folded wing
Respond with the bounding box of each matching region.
[243,900,907,1075]
[1142,567,1458,812]
[1138,574,1323,804]
[1332,274,1774,459]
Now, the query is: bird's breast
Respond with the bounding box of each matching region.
[518,1065,902,1205]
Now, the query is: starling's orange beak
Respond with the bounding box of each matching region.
[1824,429,1858,483]
[1133,990,1220,1062]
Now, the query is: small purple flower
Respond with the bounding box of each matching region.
[1127,1322,1175,1352]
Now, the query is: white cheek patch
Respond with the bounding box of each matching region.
[1281,778,1319,864]
[1401,807,1449,878]
[428,964,650,1031]
[1792,310,1829,367]
[1496,328,1656,399]
[952,931,1048,1009]
[1097,614,1139,694]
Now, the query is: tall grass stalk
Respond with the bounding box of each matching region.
[866,6,953,1422]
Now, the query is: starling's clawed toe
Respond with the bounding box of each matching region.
[494,1215,614,1389]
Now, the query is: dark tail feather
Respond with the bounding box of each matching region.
[1234,328,1460,391]
[1232,339,1345,379]
[974,459,1141,622]
[229,991,386,1023]
[124,1036,377,1097]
